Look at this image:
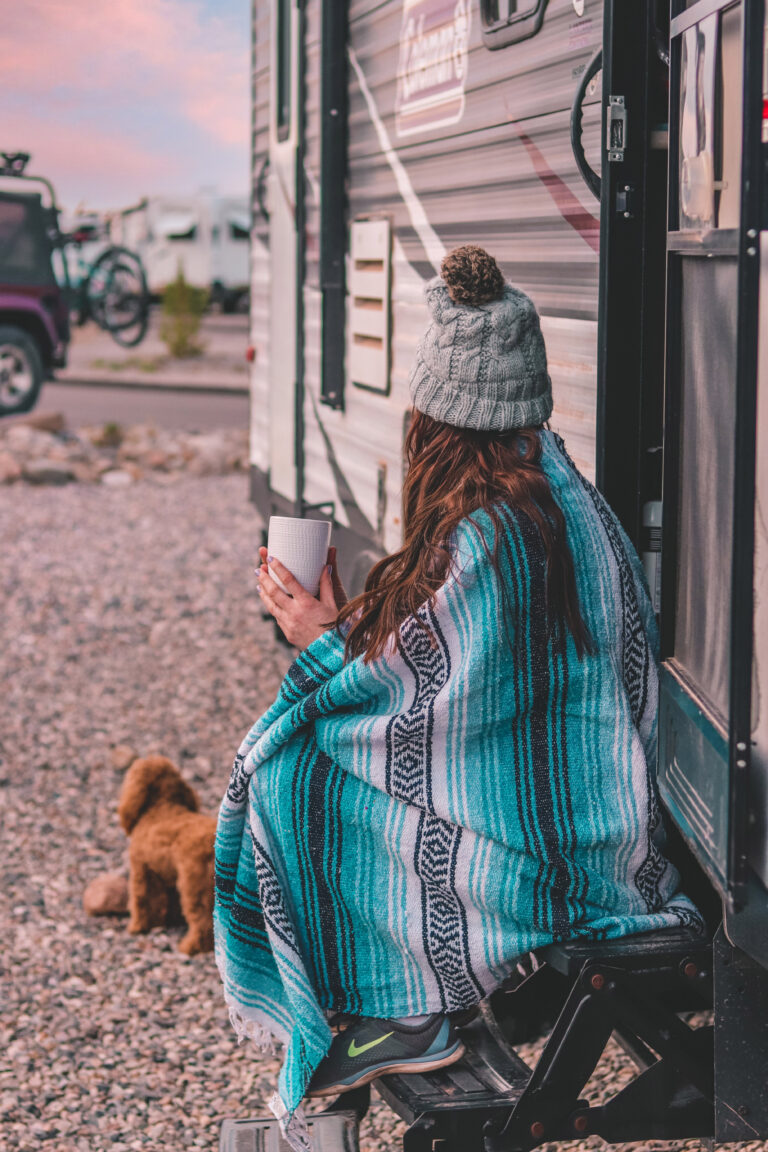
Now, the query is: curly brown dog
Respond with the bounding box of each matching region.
[117,755,216,955]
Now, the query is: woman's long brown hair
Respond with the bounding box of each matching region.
[336,410,592,663]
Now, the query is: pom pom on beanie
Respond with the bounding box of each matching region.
[408,246,553,432]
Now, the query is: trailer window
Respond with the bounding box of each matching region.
[676,8,743,232]
[156,214,198,242]
[481,0,546,48]
[673,257,737,720]
[229,219,250,241]
[276,0,292,142]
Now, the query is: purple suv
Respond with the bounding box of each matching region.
[0,189,69,416]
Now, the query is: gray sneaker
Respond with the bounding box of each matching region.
[306,1013,464,1097]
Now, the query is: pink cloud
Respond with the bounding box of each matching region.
[6,109,177,206]
[1,0,248,205]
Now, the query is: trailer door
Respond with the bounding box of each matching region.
[658,0,765,948]
[267,0,302,507]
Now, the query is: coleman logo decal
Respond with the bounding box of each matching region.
[395,0,471,138]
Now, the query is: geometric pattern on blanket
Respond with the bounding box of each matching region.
[214,431,702,1150]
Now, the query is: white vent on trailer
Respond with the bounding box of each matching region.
[349,218,391,393]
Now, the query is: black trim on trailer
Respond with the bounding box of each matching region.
[294,0,307,516]
[658,235,682,668]
[276,0,293,143]
[255,155,270,223]
[726,0,764,912]
[659,1,684,663]
[596,1,658,546]
[319,0,348,411]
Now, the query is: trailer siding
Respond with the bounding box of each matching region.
[251,0,603,554]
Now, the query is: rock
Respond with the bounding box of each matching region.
[70,462,99,483]
[109,744,138,772]
[143,449,170,472]
[22,459,75,485]
[2,424,58,458]
[117,425,159,462]
[101,469,134,488]
[83,873,129,917]
[186,433,231,477]
[148,621,171,649]
[79,423,108,446]
[0,450,22,483]
[16,411,66,434]
[49,440,94,465]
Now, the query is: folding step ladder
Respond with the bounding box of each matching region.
[219,925,712,1152]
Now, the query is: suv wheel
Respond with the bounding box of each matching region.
[0,325,44,416]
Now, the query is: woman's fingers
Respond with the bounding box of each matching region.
[323,545,348,608]
[266,556,309,600]
[317,565,338,612]
[255,551,340,648]
[258,565,292,615]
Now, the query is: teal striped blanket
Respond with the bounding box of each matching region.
[214,431,700,1148]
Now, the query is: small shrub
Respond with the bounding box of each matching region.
[92,421,123,448]
[159,268,208,358]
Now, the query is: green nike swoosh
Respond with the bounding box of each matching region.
[348,1031,394,1058]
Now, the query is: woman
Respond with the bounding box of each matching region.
[214,247,699,1148]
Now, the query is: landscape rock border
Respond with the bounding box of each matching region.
[0,411,249,486]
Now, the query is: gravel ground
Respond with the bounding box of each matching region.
[0,471,764,1152]
[0,472,409,1152]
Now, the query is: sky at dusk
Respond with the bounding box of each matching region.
[1,0,250,212]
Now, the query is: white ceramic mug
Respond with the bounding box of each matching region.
[267,515,332,597]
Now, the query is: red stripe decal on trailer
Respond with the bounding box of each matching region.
[518,132,600,253]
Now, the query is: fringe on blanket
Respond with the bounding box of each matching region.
[269,1093,311,1152]
[215,944,280,1055]
[224,995,310,1152]
[227,1004,278,1056]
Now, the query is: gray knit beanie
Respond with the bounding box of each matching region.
[408,275,552,432]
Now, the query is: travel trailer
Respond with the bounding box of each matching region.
[234,1,768,1149]
[249,0,610,591]
[114,194,250,310]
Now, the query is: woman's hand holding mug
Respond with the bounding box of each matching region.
[256,545,347,649]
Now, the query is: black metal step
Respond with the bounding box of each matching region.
[373,1006,531,1127]
[541,925,709,978]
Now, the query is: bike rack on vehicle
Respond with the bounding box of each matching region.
[0,150,150,350]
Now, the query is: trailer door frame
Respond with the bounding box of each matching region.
[658,0,765,940]
[596,1,671,546]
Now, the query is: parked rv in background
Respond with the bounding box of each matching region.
[112,194,251,311]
